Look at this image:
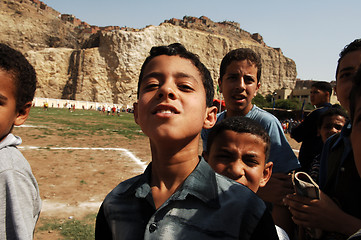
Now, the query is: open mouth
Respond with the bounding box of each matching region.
[152,105,179,115]
[155,109,174,114]
[232,95,246,100]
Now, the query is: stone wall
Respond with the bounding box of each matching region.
[1,1,297,106]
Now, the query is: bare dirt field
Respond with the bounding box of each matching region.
[12,108,300,239]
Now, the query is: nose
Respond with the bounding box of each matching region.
[235,77,246,91]
[157,83,176,100]
[228,161,245,180]
[329,126,340,136]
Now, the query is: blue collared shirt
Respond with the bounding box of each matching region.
[96,158,278,240]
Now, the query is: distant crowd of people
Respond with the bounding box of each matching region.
[1,38,361,240]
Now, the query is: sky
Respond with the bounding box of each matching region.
[43,0,361,82]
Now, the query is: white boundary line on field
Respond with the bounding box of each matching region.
[18,146,147,171]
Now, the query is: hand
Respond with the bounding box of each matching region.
[257,173,294,205]
[283,191,361,236]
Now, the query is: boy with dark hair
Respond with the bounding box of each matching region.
[291,81,332,173]
[0,43,41,239]
[349,64,361,240]
[201,47,300,237]
[308,104,348,182]
[204,116,273,193]
[95,43,278,239]
[205,116,292,240]
[284,39,361,239]
[350,65,361,178]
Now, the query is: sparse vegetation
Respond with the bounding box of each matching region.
[38,214,96,240]
[27,107,144,139]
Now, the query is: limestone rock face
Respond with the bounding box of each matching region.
[1,0,297,106]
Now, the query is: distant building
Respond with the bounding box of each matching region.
[274,80,339,105]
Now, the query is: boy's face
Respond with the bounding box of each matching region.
[310,87,329,107]
[318,114,346,143]
[204,130,272,193]
[0,70,29,141]
[219,60,260,117]
[134,55,216,142]
[351,95,361,177]
[336,50,361,112]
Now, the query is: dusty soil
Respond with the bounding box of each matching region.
[13,120,300,239]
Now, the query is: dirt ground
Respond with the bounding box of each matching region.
[13,123,300,239]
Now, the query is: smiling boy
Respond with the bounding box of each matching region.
[95,43,278,239]
[0,43,41,239]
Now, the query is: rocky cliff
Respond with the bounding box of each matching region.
[1,0,297,106]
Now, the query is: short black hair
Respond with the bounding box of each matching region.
[317,104,349,129]
[0,43,37,111]
[219,48,262,83]
[336,39,361,80]
[206,116,270,161]
[350,66,361,124]
[138,43,214,107]
[311,81,332,97]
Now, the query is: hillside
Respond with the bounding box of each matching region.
[0,0,297,106]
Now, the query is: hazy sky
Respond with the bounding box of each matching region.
[43,0,360,81]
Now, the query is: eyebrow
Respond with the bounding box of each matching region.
[0,94,7,101]
[143,71,199,82]
[226,72,256,78]
[339,66,357,73]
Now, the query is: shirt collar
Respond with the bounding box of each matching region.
[131,158,220,208]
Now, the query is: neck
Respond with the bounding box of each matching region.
[149,135,200,189]
[148,136,200,209]
[226,104,253,118]
[315,102,329,108]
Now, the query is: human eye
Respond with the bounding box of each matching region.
[141,80,159,92]
[244,75,256,84]
[243,155,259,166]
[226,74,238,81]
[334,124,343,130]
[339,71,355,81]
[213,150,233,162]
[178,83,194,92]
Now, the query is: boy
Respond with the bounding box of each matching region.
[308,104,348,182]
[95,43,278,239]
[204,116,273,193]
[350,66,361,176]
[204,116,292,240]
[0,43,41,239]
[349,63,361,240]
[201,48,300,237]
[291,81,332,173]
[284,39,361,239]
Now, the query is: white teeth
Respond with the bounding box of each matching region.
[157,110,173,114]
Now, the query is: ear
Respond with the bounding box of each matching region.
[254,82,261,97]
[259,161,273,188]
[218,78,223,93]
[14,102,32,126]
[133,102,139,125]
[203,106,217,129]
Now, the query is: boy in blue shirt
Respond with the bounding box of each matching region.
[95,43,278,239]
[201,48,300,237]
